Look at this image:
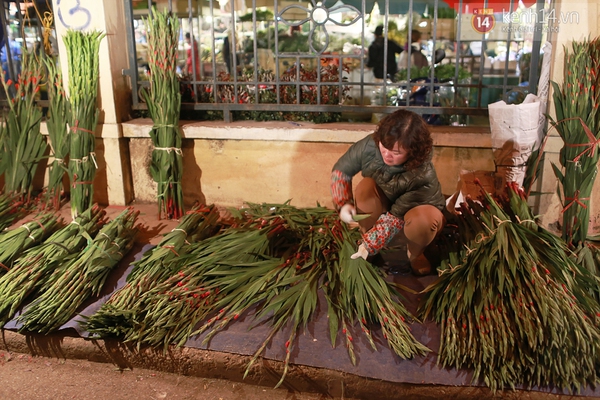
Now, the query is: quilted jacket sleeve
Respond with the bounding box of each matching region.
[330,135,372,209]
[361,212,404,255]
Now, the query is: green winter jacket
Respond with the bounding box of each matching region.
[332,134,446,219]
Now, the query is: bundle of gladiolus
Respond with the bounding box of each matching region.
[82,205,221,338]
[86,202,428,387]
[0,213,62,272]
[0,193,30,231]
[420,183,600,392]
[0,47,47,201]
[140,7,184,219]
[0,206,106,327]
[18,208,139,334]
[63,29,105,218]
[43,55,71,211]
[549,37,600,277]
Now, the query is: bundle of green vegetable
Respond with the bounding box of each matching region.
[82,205,221,338]
[141,7,184,219]
[18,208,139,334]
[420,183,600,392]
[63,29,105,218]
[0,213,62,272]
[0,206,106,327]
[0,47,47,201]
[43,56,71,210]
[85,202,427,387]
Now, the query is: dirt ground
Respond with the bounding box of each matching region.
[0,350,342,400]
[0,349,594,400]
[0,344,590,400]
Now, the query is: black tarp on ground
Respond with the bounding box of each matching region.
[4,242,599,397]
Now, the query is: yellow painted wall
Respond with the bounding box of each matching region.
[128,134,495,210]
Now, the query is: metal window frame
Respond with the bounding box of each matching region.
[121,0,551,124]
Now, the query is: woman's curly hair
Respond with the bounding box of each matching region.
[373,109,433,170]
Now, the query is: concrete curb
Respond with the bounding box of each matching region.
[0,330,574,400]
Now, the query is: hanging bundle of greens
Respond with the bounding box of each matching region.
[82,205,221,338]
[18,208,138,334]
[43,56,71,210]
[0,206,106,327]
[86,202,427,387]
[0,47,47,201]
[63,29,105,218]
[141,7,184,219]
[549,38,600,248]
[420,184,600,392]
[0,213,62,273]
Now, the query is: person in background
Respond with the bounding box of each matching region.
[367,25,403,81]
[398,29,428,70]
[330,109,446,275]
[222,33,232,74]
[0,35,22,81]
[185,32,201,79]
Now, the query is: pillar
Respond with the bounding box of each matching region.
[51,0,134,206]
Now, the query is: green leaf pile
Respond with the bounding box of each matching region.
[420,184,600,392]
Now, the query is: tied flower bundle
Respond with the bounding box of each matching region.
[18,208,139,334]
[141,7,184,220]
[0,193,30,231]
[106,223,283,349]
[43,56,71,210]
[0,47,47,201]
[420,183,600,393]
[0,213,62,273]
[63,29,105,218]
[550,38,600,248]
[86,202,427,387]
[82,205,221,338]
[0,206,106,327]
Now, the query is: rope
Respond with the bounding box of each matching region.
[562,190,589,213]
[154,146,183,156]
[70,152,98,169]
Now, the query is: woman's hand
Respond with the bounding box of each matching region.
[339,203,356,224]
[350,243,369,260]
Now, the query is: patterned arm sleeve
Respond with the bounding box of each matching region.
[361,212,404,255]
[330,170,353,209]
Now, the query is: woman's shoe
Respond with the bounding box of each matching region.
[410,253,432,276]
